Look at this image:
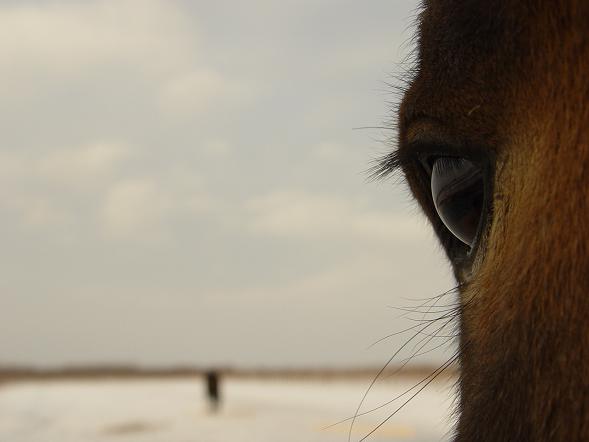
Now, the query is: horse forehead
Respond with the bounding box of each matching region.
[402,0,586,139]
[401,1,521,135]
[419,0,518,54]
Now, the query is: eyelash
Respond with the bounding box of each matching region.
[369,148,416,182]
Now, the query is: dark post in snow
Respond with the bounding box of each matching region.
[205,370,221,412]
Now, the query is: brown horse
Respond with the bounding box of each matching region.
[378,1,589,440]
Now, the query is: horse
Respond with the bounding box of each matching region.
[377,1,589,440]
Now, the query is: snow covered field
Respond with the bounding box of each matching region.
[0,377,456,442]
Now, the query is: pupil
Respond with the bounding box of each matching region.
[431,157,484,247]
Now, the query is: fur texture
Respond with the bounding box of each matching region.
[396,1,589,440]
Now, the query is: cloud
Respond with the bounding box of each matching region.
[0,0,453,369]
[19,196,74,232]
[102,178,167,240]
[101,173,215,242]
[201,139,231,157]
[159,70,252,115]
[246,190,431,242]
[0,142,129,233]
[0,142,129,186]
[310,141,352,161]
[0,142,214,239]
[38,143,130,184]
[0,0,196,76]
[0,0,255,123]
[188,248,454,366]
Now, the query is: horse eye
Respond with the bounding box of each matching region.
[430,157,485,247]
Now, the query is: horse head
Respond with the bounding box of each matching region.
[383,1,589,440]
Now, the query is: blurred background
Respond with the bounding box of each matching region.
[0,0,457,441]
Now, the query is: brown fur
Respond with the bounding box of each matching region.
[396,1,589,440]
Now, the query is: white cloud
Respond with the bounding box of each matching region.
[193,249,453,366]
[102,178,167,240]
[0,0,452,369]
[0,0,196,75]
[311,141,346,160]
[161,70,225,110]
[0,142,215,238]
[0,151,28,180]
[0,142,129,235]
[159,70,251,115]
[202,139,231,157]
[38,142,129,184]
[101,173,215,242]
[19,196,73,231]
[0,142,129,186]
[0,1,255,118]
[246,190,431,241]
[226,254,422,301]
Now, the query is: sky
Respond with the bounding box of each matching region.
[0,0,455,369]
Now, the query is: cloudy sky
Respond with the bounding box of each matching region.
[0,0,455,369]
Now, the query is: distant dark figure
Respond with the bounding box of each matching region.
[205,370,221,412]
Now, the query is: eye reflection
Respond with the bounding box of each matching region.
[431,157,484,247]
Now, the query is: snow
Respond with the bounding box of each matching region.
[0,377,456,441]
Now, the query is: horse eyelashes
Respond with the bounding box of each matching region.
[431,157,485,247]
[371,149,487,248]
